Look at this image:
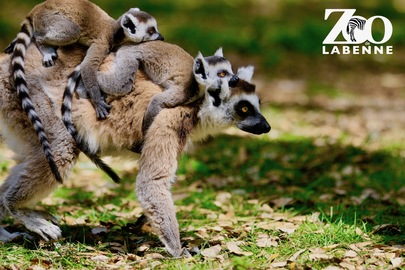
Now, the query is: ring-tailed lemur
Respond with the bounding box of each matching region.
[4,0,163,183]
[0,41,270,257]
[61,42,239,181]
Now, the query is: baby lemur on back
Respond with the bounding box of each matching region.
[62,43,240,181]
[5,0,163,183]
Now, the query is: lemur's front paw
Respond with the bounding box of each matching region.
[95,100,112,120]
[42,53,58,67]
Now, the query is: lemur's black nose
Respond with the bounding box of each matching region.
[157,34,164,41]
[229,75,239,87]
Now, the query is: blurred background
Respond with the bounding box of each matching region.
[1,0,404,73]
[1,1,404,76]
[0,0,403,171]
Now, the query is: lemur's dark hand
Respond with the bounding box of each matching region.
[42,52,58,68]
[94,99,112,120]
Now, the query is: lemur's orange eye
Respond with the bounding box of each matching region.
[218,71,227,78]
[241,106,249,113]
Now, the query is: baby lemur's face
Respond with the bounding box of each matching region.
[205,56,239,89]
[121,8,164,43]
[198,48,239,90]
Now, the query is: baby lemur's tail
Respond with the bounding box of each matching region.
[62,65,121,183]
[6,19,63,183]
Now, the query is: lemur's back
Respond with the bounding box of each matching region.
[29,0,115,44]
[0,42,199,156]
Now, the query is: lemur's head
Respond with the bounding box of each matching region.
[229,66,271,135]
[194,48,239,91]
[194,52,271,136]
[120,8,164,43]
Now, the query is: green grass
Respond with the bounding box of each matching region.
[1,133,403,269]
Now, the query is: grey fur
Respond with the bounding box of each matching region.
[0,42,270,257]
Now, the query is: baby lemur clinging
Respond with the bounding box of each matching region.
[61,43,240,182]
[70,46,238,133]
[5,0,163,183]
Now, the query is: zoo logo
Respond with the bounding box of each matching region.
[323,9,393,44]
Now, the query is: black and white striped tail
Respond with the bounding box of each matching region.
[10,20,63,183]
[62,66,121,183]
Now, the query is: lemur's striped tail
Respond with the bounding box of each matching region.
[62,66,121,183]
[9,20,63,183]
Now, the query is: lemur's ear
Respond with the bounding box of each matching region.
[129,7,140,12]
[237,66,254,83]
[194,52,215,88]
[194,52,209,79]
[121,14,138,35]
[214,47,223,57]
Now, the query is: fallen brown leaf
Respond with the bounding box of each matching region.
[91,255,110,262]
[256,233,278,248]
[259,203,274,213]
[322,244,341,250]
[309,253,333,260]
[323,266,341,270]
[372,224,402,235]
[340,260,357,270]
[344,250,357,258]
[288,249,306,262]
[274,221,299,234]
[350,241,372,251]
[271,261,287,268]
[391,257,403,268]
[271,197,294,208]
[372,251,396,260]
[137,242,150,253]
[201,245,222,258]
[309,248,333,261]
[226,242,253,256]
[195,227,209,239]
[215,192,232,205]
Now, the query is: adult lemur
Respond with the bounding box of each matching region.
[62,44,239,179]
[4,0,163,183]
[0,42,270,257]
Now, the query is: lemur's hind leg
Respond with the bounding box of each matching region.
[0,160,61,241]
[33,13,80,67]
[0,174,33,243]
[0,146,76,242]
